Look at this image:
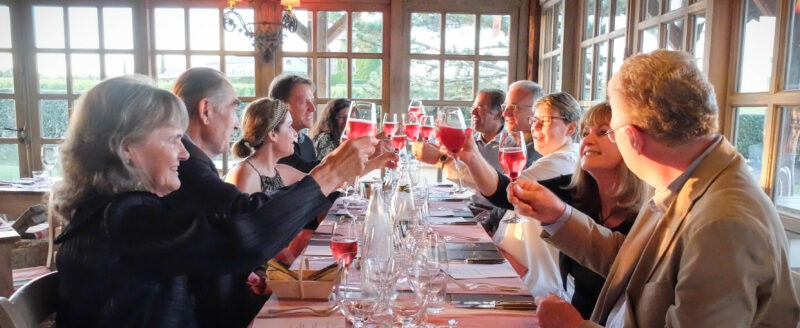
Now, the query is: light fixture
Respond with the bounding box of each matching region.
[223,0,300,62]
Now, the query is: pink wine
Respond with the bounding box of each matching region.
[499,147,526,181]
[330,237,358,265]
[420,125,434,141]
[347,118,376,139]
[391,135,407,152]
[383,122,398,137]
[404,123,420,140]
[408,106,422,122]
[439,126,466,153]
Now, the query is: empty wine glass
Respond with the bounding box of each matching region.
[41,144,59,178]
[333,255,379,328]
[499,131,528,224]
[437,107,467,194]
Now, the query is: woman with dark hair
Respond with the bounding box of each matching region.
[310,98,351,160]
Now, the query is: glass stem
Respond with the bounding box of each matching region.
[452,155,464,192]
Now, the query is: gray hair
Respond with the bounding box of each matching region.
[508,80,545,102]
[50,75,189,223]
[172,67,230,120]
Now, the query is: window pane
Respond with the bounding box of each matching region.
[353,12,382,53]
[315,58,347,99]
[103,8,133,50]
[156,54,186,90]
[478,60,508,92]
[68,7,98,49]
[283,10,311,52]
[282,57,310,77]
[737,0,777,93]
[775,107,800,209]
[784,5,800,90]
[733,106,766,181]
[445,14,475,55]
[479,15,510,56]
[0,144,19,180]
[542,8,552,53]
[543,58,552,91]
[594,41,608,100]
[553,3,564,50]
[410,60,439,100]
[0,99,16,138]
[786,230,800,272]
[411,13,441,54]
[692,14,706,70]
[34,6,65,48]
[611,36,625,75]
[551,55,561,92]
[37,53,67,94]
[317,11,347,52]
[614,0,627,31]
[665,19,684,51]
[155,8,185,50]
[191,55,221,71]
[352,58,382,99]
[0,52,12,93]
[0,6,10,48]
[71,54,101,94]
[669,0,686,11]
[641,26,659,53]
[584,0,595,39]
[643,0,660,21]
[40,99,69,139]
[105,54,134,78]
[226,56,255,97]
[224,9,254,51]
[230,101,248,143]
[190,8,220,50]
[444,60,473,101]
[581,46,593,100]
[599,0,610,35]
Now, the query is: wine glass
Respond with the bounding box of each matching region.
[407,100,424,123]
[41,144,59,178]
[419,115,435,143]
[343,101,377,201]
[333,255,379,328]
[437,107,468,194]
[331,219,359,266]
[499,131,528,224]
[403,114,420,142]
[383,113,398,137]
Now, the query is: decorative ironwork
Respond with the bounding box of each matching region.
[222,1,299,62]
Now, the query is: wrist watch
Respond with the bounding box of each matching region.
[436,154,449,168]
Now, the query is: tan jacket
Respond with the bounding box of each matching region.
[546,139,800,327]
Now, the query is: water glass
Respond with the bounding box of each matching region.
[333,255,379,328]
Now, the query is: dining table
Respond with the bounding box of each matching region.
[251,185,540,328]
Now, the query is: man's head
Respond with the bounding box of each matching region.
[471,89,505,136]
[269,75,316,132]
[172,67,241,157]
[502,80,545,133]
[608,50,718,178]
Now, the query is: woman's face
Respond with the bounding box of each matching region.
[271,114,298,158]
[126,125,189,197]
[531,104,576,156]
[579,121,624,174]
[335,107,348,130]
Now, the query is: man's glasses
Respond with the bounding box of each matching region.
[500,103,534,112]
[528,116,567,126]
[602,124,630,143]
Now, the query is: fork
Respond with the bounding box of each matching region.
[261,304,340,317]
[443,235,482,242]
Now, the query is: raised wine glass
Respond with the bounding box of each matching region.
[407,100,424,123]
[343,101,377,202]
[499,131,528,223]
[419,115,435,143]
[382,113,398,137]
[437,107,468,194]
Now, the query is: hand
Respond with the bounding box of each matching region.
[363,151,399,175]
[535,293,583,328]
[412,141,443,165]
[371,138,393,158]
[311,136,377,195]
[507,179,566,224]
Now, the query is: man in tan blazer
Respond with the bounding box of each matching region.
[508,50,800,327]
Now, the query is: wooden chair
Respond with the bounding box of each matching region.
[0,271,58,328]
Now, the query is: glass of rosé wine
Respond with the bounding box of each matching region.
[499,130,528,223]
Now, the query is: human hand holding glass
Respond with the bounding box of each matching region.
[342,101,377,201]
[499,131,528,223]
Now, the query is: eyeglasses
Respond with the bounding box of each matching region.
[602,124,630,143]
[500,103,534,112]
[528,116,567,126]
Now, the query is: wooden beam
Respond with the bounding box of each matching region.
[527,0,540,81]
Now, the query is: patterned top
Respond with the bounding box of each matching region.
[243,161,284,192]
[313,132,340,160]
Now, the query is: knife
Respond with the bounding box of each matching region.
[449,258,506,264]
[452,301,536,311]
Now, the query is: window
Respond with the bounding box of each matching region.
[29,4,137,177]
[578,0,628,104]
[152,5,257,172]
[0,3,19,179]
[540,1,565,93]
[634,0,706,67]
[279,7,388,125]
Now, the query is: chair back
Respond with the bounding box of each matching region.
[0,271,58,328]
